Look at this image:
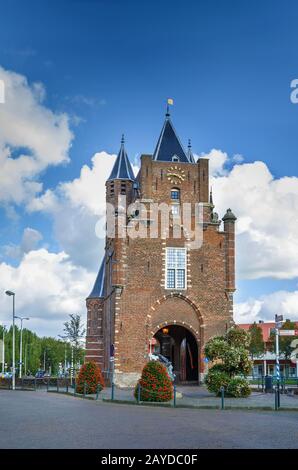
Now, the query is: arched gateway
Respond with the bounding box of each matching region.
[85,110,236,388]
[152,324,199,383]
[148,294,203,383]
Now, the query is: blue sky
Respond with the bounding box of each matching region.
[0,0,297,335]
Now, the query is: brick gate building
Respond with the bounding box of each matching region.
[86,109,236,386]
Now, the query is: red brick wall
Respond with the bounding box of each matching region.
[86,155,235,380]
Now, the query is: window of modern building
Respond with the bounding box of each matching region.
[165,247,187,289]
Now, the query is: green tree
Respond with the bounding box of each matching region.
[0,323,85,376]
[62,314,85,365]
[204,326,252,397]
[248,323,265,359]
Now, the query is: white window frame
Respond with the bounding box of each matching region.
[165,247,187,290]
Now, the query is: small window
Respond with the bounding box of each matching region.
[171,189,180,200]
[172,155,180,162]
[121,181,126,194]
[165,247,187,289]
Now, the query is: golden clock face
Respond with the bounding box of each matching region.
[166,165,186,184]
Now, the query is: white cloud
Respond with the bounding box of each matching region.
[28,152,118,270]
[0,248,93,336]
[1,150,139,336]
[197,148,229,176]
[207,158,298,280]
[235,289,298,324]
[0,65,73,205]
[28,151,139,270]
[4,227,43,259]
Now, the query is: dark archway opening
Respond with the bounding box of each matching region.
[153,325,199,383]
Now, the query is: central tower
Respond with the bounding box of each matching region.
[86,109,236,386]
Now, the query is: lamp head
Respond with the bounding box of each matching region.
[5,290,15,296]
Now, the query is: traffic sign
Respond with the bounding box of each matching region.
[279,330,298,336]
[275,314,283,322]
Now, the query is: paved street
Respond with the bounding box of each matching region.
[0,390,298,449]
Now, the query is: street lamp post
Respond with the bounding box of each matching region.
[43,348,47,372]
[5,291,15,390]
[1,325,6,375]
[43,347,51,374]
[24,343,30,376]
[64,342,67,375]
[15,317,29,378]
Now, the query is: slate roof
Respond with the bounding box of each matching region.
[108,135,135,181]
[153,116,191,163]
[87,257,105,299]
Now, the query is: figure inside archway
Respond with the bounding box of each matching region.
[151,324,199,383]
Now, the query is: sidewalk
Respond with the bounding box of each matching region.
[44,383,298,410]
[99,385,298,410]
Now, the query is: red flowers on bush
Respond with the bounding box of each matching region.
[134,361,173,402]
[76,361,105,394]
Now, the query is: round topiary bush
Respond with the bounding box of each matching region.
[204,368,230,395]
[204,327,253,398]
[134,361,173,402]
[76,361,105,394]
[226,377,251,398]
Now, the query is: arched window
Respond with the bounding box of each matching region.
[171,188,180,200]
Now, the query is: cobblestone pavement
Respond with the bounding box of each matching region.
[1,389,298,449]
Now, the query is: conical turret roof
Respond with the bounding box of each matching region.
[108,135,135,181]
[153,112,191,163]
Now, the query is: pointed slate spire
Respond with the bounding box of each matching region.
[87,257,106,299]
[153,110,191,163]
[187,138,195,163]
[108,135,135,181]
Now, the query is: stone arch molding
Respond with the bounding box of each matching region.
[151,320,200,343]
[147,293,205,342]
